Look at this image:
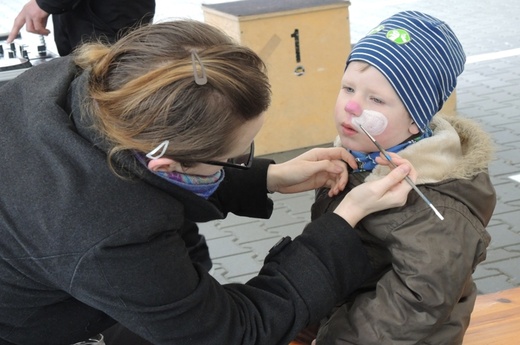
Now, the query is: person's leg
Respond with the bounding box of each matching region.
[50,2,115,56]
[51,14,73,56]
[51,0,155,56]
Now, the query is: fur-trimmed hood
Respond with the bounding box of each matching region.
[337,115,494,184]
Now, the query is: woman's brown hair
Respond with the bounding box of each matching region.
[74,20,271,165]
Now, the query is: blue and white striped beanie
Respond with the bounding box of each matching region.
[347,11,466,133]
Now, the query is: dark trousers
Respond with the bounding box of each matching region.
[51,0,155,56]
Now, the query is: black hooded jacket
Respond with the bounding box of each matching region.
[0,57,371,345]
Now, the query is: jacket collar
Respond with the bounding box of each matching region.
[366,115,494,184]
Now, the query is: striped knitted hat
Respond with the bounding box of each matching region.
[347,11,466,133]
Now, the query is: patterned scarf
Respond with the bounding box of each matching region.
[350,131,430,172]
[135,153,224,199]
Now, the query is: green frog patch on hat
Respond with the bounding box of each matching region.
[386,29,411,44]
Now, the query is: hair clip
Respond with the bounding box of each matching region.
[146,140,170,160]
[191,51,208,85]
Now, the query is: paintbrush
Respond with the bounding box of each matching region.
[358,124,444,221]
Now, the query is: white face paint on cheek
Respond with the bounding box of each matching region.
[351,110,388,136]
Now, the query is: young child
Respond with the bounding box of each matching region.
[311,11,496,345]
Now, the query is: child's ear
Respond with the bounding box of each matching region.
[409,121,421,135]
[147,157,180,172]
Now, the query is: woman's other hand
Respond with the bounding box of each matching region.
[266,147,357,197]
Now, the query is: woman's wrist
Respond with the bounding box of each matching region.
[266,164,279,194]
[333,199,364,227]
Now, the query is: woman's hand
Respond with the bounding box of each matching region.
[333,153,416,227]
[266,147,357,197]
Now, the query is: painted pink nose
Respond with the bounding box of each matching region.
[345,100,362,115]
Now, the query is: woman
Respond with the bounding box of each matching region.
[0,20,414,344]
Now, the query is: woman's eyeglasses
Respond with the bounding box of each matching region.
[146,141,255,170]
[202,142,254,170]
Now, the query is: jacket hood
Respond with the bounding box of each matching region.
[68,65,226,223]
[334,114,496,227]
[367,114,494,183]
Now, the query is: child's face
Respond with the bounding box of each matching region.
[334,61,420,153]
